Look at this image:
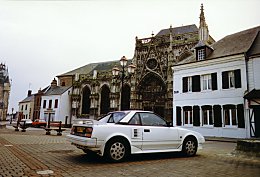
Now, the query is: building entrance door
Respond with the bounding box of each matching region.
[254,106,260,137]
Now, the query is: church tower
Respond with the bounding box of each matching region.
[199,3,209,42]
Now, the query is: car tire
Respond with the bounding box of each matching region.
[182,137,197,157]
[105,138,129,162]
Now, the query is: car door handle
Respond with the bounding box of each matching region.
[144,129,150,132]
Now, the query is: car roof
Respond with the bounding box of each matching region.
[118,110,153,123]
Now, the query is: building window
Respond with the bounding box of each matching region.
[201,74,212,90]
[43,100,46,108]
[222,69,241,89]
[202,106,213,126]
[48,100,52,109]
[188,77,192,92]
[228,71,235,88]
[25,104,27,110]
[183,106,192,125]
[21,105,24,111]
[183,77,192,92]
[198,49,205,60]
[54,99,58,108]
[223,105,237,126]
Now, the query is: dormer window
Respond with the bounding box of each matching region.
[197,48,205,60]
[195,40,213,61]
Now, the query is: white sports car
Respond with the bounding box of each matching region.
[67,110,205,162]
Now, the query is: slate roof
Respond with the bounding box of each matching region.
[57,63,98,76]
[44,86,71,96]
[57,59,133,77]
[247,31,260,57]
[207,26,260,59]
[19,95,34,103]
[176,25,260,65]
[156,24,198,36]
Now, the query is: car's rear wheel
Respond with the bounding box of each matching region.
[182,137,197,157]
[105,138,129,162]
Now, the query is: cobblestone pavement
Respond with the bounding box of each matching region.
[0,126,259,177]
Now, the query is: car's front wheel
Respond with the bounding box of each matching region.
[105,138,129,162]
[182,137,197,157]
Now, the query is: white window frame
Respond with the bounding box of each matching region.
[188,77,192,92]
[202,109,213,126]
[201,74,212,91]
[228,71,235,88]
[224,108,237,127]
[183,110,193,126]
[198,49,205,60]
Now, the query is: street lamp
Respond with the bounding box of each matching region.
[112,56,136,110]
[10,107,14,124]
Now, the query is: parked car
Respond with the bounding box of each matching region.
[19,119,33,127]
[32,119,47,128]
[67,110,205,162]
[72,111,128,125]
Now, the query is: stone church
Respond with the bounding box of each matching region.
[57,4,215,122]
[0,63,11,121]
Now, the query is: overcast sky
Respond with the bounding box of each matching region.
[1,0,259,113]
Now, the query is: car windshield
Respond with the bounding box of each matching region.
[98,111,129,123]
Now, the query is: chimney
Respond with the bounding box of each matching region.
[51,78,57,88]
[27,90,32,97]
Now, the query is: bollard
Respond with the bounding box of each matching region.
[15,121,19,131]
[21,121,26,132]
[57,121,62,136]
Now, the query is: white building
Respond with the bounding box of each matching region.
[18,90,34,120]
[40,78,72,126]
[173,26,260,138]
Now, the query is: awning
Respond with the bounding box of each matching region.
[244,89,260,99]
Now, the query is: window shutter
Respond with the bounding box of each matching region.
[182,77,188,93]
[176,107,182,126]
[234,69,241,88]
[237,104,245,128]
[213,105,222,127]
[193,106,200,126]
[222,71,229,89]
[211,73,218,90]
[192,75,201,92]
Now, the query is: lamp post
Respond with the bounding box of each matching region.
[10,107,14,124]
[112,56,136,110]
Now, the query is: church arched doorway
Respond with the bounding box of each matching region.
[100,85,110,114]
[81,86,91,114]
[138,73,166,118]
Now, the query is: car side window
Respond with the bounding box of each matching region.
[128,113,141,125]
[139,113,167,126]
[107,112,126,123]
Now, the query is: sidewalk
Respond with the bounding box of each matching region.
[0,126,260,176]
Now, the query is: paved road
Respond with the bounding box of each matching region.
[0,126,259,177]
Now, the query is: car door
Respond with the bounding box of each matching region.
[128,113,143,150]
[139,112,180,150]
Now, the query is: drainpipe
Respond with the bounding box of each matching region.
[244,52,250,138]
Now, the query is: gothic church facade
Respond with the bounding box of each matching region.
[57,4,214,122]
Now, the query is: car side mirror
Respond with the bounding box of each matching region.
[166,121,173,127]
